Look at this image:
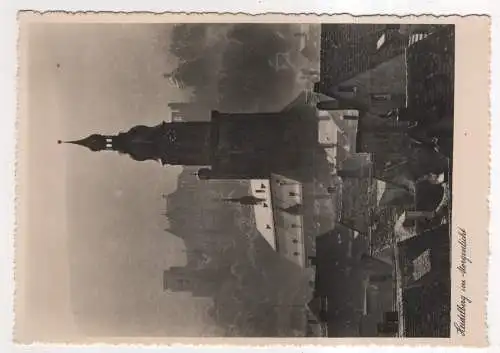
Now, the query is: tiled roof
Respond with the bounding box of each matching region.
[406,25,455,114]
[317,24,407,91]
[402,284,451,337]
[396,224,451,337]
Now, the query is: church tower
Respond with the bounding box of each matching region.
[59,121,213,166]
[60,106,320,180]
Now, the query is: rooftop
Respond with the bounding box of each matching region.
[317,24,407,92]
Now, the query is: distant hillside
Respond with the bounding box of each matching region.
[168,23,309,112]
[165,168,312,336]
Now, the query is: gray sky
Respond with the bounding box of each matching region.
[18,23,219,341]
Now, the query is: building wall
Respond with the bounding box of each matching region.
[162,121,213,166]
[397,224,450,288]
[275,226,306,268]
[352,26,455,182]
[338,55,407,115]
[169,102,211,122]
[406,25,455,117]
[339,152,373,177]
[209,110,318,180]
[340,176,375,233]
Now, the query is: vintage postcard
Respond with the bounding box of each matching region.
[14,12,490,346]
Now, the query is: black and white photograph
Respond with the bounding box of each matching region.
[15,14,490,345]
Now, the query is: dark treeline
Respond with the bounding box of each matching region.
[170,24,208,61]
[168,23,300,112]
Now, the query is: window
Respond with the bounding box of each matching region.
[176,278,191,287]
[171,112,184,122]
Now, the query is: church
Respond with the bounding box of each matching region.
[59,106,321,181]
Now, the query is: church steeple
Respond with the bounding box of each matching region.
[59,120,213,167]
[58,134,113,152]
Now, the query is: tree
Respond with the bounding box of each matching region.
[217,25,296,111]
[174,55,214,88]
[170,24,208,62]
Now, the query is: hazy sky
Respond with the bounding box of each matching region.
[18,23,219,341]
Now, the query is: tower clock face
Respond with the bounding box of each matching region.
[166,129,177,143]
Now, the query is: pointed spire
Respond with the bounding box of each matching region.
[58,134,108,152]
